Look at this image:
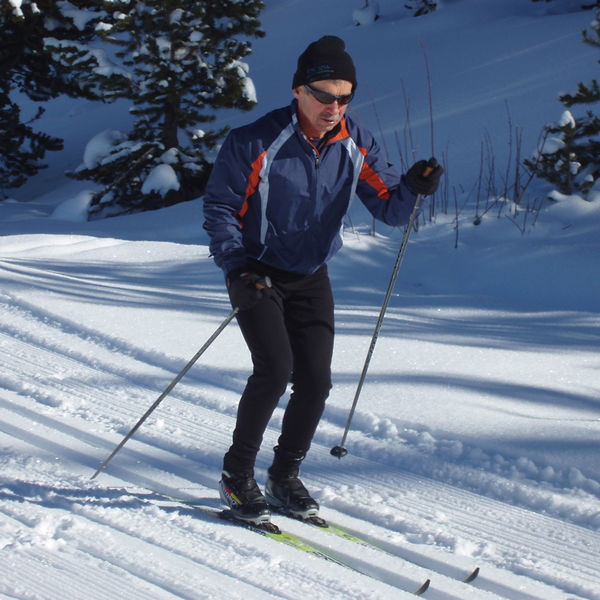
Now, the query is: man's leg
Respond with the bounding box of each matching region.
[223,291,292,477]
[219,291,295,523]
[265,266,334,517]
[276,265,335,464]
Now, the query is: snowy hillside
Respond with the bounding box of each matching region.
[1,0,599,599]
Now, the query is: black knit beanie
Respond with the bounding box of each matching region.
[292,36,357,91]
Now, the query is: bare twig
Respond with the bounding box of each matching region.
[394,130,407,174]
[369,89,390,162]
[400,79,416,167]
[453,186,459,248]
[503,102,513,201]
[419,40,436,157]
[473,141,484,224]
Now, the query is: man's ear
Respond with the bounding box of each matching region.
[292,86,302,100]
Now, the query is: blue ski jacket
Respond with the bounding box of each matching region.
[203,100,417,275]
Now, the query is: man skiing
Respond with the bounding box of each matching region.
[203,35,442,524]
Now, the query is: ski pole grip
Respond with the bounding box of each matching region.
[254,275,272,291]
[422,157,438,178]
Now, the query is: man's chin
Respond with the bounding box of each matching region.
[319,119,338,131]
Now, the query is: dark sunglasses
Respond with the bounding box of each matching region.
[304,84,354,106]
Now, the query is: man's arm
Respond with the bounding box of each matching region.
[202,131,251,274]
[355,132,441,226]
[354,131,417,227]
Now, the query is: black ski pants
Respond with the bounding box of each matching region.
[223,261,334,476]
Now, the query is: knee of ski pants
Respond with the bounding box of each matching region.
[291,364,332,401]
[250,351,294,398]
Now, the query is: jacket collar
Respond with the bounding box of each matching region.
[289,99,350,147]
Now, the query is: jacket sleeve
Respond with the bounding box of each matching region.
[202,129,253,275]
[354,130,418,227]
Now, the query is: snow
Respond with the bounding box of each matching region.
[141,164,180,196]
[352,2,380,26]
[8,0,23,17]
[50,190,94,222]
[540,136,567,154]
[558,110,577,129]
[1,1,599,599]
[82,130,127,170]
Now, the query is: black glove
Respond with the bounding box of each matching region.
[404,159,443,196]
[226,269,272,311]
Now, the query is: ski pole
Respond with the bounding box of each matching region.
[91,307,239,480]
[330,159,437,459]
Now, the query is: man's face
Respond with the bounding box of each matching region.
[293,79,353,138]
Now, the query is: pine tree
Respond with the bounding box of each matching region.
[0,0,105,197]
[0,101,62,190]
[525,10,599,198]
[404,0,437,17]
[72,0,264,219]
[525,111,583,195]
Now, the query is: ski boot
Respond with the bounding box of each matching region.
[265,446,320,520]
[219,470,271,525]
[265,474,320,519]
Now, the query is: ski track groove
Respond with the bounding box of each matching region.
[3,384,596,594]
[1,295,599,599]
[3,502,364,600]
[0,508,189,600]
[1,549,175,600]
[0,496,411,600]
[0,305,241,429]
[1,336,596,582]
[4,384,592,600]
[394,480,599,575]
[109,495,494,600]
[0,292,239,396]
[0,327,236,444]
[311,466,600,587]
[2,394,501,600]
[313,479,600,599]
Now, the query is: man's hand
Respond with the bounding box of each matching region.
[227,269,272,311]
[404,159,443,196]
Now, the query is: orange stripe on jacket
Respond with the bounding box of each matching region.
[235,150,267,222]
[327,118,350,144]
[358,146,391,200]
